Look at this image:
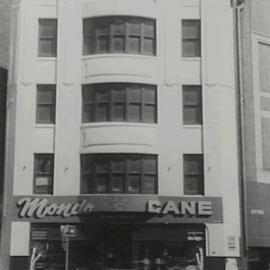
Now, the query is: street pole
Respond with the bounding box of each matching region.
[65,237,69,270]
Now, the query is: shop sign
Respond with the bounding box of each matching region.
[17,197,94,218]
[147,200,213,216]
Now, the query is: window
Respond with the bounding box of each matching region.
[34,154,54,194]
[82,83,157,123]
[36,85,56,124]
[182,85,202,124]
[81,154,157,194]
[38,19,57,57]
[182,20,201,57]
[183,154,204,195]
[83,16,156,55]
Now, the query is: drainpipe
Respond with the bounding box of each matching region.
[232,0,248,268]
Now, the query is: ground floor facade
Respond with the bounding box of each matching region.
[3,195,241,270]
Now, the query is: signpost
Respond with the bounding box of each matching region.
[60,225,77,270]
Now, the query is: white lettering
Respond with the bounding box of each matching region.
[162,201,180,215]
[17,197,94,219]
[148,200,161,213]
[198,201,212,216]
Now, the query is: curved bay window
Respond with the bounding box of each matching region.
[83,16,156,55]
[80,154,157,194]
[82,83,157,123]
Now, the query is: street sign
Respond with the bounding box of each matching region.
[60,225,77,237]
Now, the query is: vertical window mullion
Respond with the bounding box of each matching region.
[109,86,113,121]
[125,21,129,53]
[124,156,128,193]
[109,20,113,52]
[126,86,130,122]
[108,159,113,193]
[140,22,144,54]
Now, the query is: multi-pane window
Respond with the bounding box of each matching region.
[38,19,57,57]
[82,83,157,123]
[182,85,202,125]
[183,154,204,195]
[182,20,201,57]
[83,16,156,55]
[36,85,56,124]
[34,154,54,194]
[81,154,157,194]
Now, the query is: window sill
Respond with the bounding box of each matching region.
[181,57,201,61]
[36,57,57,62]
[35,124,55,129]
[182,125,202,129]
[81,53,157,61]
[81,122,158,129]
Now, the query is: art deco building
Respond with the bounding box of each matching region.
[0,0,242,270]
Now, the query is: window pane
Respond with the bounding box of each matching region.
[112,88,125,102]
[142,175,155,194]
[97,89,109,102]
[112,103,125,121]
[112,159,125,172]
[128,36,140,53]
[37,106,55,124]
[96,161,109,173]
[112,36,125,52]
[184,159,201,174]
[182,20,200,39]
[37,85,55,104]
[96,103,109,121]
[81,174,95,194]
[83,37,95,54]
[129,19,140,35]
[182,40,201,57]
[97,36,109,53]
[183,106,202,125]
[35,176,52,186]
[143,20,155,37]
[143,157,156,173]
[127,174,140,193]
[112,175,124,193]
[97,20,110,35]
[39,40,57,56]
[183,86,201,105]
[128,104,141,122]
[96,175,108,193]
[83,20,95,36]
[128,158,140,172]
[113,19,125,34]
[143,105,155,123]
[35,157,53,173]
[143,87,156,103]
[39,19,57,38]
[82,104,94,123]
[184,175,203,195]
[128,86,141,102]
[143,38,155,55]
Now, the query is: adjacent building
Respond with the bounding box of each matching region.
[238,0,270,269]
[0,0,243,270]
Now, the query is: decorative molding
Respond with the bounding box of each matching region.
[20,82,32,87]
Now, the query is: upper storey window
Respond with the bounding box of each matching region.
[83,16,156,56]
[82,83,157,123]
[38,19,57,57]
[182,20,201,57]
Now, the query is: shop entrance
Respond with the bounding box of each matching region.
[31,224,205,270]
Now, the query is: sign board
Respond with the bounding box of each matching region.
[13,195,223,223]
[60,225,77,238]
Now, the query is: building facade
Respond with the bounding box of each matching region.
[0,0,242,270]
[238,0,270,269]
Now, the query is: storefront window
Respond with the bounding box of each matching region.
[31,224,205,270]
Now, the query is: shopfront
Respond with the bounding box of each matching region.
[10,195,225,270]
